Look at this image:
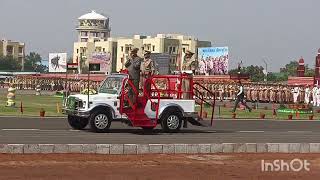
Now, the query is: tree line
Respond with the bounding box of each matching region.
[1,52,316,82]
[229,61,315,82]
[0,52,48,72]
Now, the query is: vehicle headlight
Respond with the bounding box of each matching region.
[81,101,86,108]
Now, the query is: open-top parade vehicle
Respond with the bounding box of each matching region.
[62,72,215,133]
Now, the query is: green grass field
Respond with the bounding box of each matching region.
[196,104,319,120]
[0,95,65,117]
[0,93,318,119]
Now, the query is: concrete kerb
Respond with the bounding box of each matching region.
[0,143,320,154]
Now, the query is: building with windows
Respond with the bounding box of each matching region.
[73,10,116,73]
[73,11,211,73]
[115,34,211,71]
[0,39,25,70]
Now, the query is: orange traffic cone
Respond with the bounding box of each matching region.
[296,110,300,119]
[20,101,23,114]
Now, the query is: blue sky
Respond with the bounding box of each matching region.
[1,0,320,72]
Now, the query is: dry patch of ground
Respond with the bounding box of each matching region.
[0,154,319,180]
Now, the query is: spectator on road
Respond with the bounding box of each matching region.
[232,81,252,113]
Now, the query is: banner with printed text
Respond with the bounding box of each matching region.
[198,47,229,75]
[90,52,112,74]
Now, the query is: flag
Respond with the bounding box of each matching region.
[67,63,78,71]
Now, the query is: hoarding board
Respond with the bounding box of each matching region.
[90,52,111,74]
[49,53,67,73]
[150,53,170,75]
[198,47,229,75]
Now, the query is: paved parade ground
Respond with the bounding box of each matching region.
[0,117,320,144]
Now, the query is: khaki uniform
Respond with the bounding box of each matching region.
[140,57,155,95]
[246,86,251,102]
[182,55,194,99]
[259,87,263,102]
[125,54,142,104]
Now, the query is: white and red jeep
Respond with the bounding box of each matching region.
[63,72,214,133]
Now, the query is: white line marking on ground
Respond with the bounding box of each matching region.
[287,131,313,133]
[1,129,40,131]
[238,131,265,133]
[39,130,77,132]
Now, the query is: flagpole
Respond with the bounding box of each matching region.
[64,67,68,104]
[65,66,68,91]
[87,65,90,109]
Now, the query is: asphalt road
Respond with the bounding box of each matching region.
[0,117,320,144]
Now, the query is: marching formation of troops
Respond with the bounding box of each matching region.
[0,77,101,93]
[1,48,319,107]
[194,82,320,106]
[2,76,320,105]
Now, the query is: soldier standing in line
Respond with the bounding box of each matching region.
[28,77,32,89]
[22,77,25,90]
[270,86,275,103]
[288,86,293,103]
[246,84,252,102]
[251,85,256,103]
[231,83,237,101]
[263,86,268,103]
[140,50,155,95]
[312,85,318,106]
[316,85,320,107]
[282,86,286,103]
[218,83,224,101]
[50,80,54,91]
[305,85,311,104]
[276,85,282,104]
[182,50,195,99]
[20,78,23,90]
[292,85,300,104]
[125,48,142,104]
[299,86,305,103]
[258,86,263,103]
[229,83,234,101]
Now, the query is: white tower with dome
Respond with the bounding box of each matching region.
[76,10,111,42]
[73,10,116,74]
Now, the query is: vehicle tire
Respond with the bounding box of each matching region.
[160,110,183,133]
[68,115,88,130]
[89,111,112,133]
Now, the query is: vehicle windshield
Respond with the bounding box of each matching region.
[98,76,124,94]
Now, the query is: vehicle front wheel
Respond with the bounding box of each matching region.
[161,111,182,133]
[89,111,112,133]
[67,115,88,130]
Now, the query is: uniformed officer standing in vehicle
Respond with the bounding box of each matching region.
[181,50,195,99]
[140,50,156,95]
[125,48,142,105]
